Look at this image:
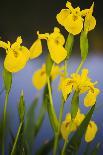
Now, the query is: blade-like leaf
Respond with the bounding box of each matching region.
[71,91,79,119]
[24,98,38,146]
[46,54,53,77]
[18,90,25,122]
[65,33,74,58]
[80,31,88,61]
[34,86,48,136]
[66,105,95,155]
[46,81,59,132]
[2,68,12,94]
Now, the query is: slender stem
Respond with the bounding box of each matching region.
[76,60,85,73]
[61,140,68,155]
[47,77,58,132]
[11,122,22,155]
[53,98,64,155]
[2,92,9,155]
[64,59,68,76]
[47,77,54,107]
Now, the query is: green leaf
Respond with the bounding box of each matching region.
[34,86,48,136]
[80,31,88,61]
[90,143,100,155]
[24,97,38,147]
[35,138,54,155]
[46,54,53,77]
[2,68,12,94]
[71,91,79,119]
[18,90,25,122]
[46,82,59,132]
[66,105,95,155]
[65,33,74,58]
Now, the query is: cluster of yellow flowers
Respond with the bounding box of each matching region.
[61,69,100,107]
[0,2,96,73]
[61,109,97,142]
[0,1,99,144]
[57,2,96,35]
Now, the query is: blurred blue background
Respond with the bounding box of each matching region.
[0,0,103,154]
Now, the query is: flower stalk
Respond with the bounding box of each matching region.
[10,122,23,155]
[2,92,9,155]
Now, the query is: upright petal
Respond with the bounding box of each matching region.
[61,78,73,101]
[30,39,42,59]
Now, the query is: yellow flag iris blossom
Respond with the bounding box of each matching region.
[56,2,96,35]
[0,37,30,72]
[61,109,98,142]
[60,69,100,107]
[30,27,67,64]
[32,64,64,90]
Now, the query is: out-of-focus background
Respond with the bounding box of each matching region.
[0,0,103,154]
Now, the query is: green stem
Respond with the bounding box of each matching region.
[53,98,64,155]
[47,77,58,132]
[61,140,68,155]
[2,92,9,155]
[64,59,68,76]
[47,77,54,107]
[10,122,22,155]
[76,60,85,73]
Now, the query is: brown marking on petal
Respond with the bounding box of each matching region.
[13,50,19,58]
[65,122,70,128]
[73,15,78,21]
[66,80,73,86]
[41,71,46,76]
[89,122,92,128]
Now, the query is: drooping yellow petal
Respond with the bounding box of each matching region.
[30,39,42,59]
[63,14,83,35]
[32,64,47,90]
[61,78,73,101]
[61,120,76,140]
[4,46,29,72]
[85,121,98,142]
[47,39,67,64]
[84,88,100,107]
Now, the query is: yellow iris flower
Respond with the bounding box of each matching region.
[56,2,96,35]
[0,37,30,73]
[56,1,83,35]
[61,69,100,107]
[30,27,67,64]
[32,64,64,90]
[61,109,98,142]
